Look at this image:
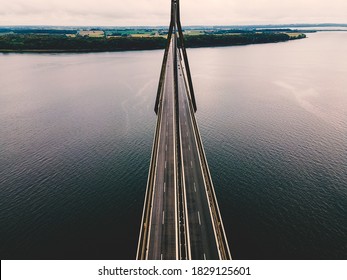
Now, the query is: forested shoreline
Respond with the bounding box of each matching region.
[0,33,306,52]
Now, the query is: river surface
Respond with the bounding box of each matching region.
[1,32,346,259]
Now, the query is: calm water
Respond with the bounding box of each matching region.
[1,32,346,259]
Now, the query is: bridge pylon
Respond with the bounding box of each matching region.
[154,0,197,114]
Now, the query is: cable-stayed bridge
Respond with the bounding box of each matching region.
[137,0,231,260]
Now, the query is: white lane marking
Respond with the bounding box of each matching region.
[187,132,189,137]
[204,253,206,260]
[165,161,167,169]
[191,161,193,168]
[198,211,201,225]
[188,145,191,151]
[161,254,163,260]
[194,182,197,193]
[166,144,167,151]
[162,211,165,225]
[164,182,166,193]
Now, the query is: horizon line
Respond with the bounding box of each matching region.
[1,23,347,28]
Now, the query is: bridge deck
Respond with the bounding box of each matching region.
[136,0,231,260]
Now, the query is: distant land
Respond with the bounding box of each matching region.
[1,23,346,53]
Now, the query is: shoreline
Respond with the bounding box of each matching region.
[0,33,306,54]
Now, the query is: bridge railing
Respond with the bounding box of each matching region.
[136,87,164,260]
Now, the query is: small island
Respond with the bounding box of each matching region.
[0,26,307,53]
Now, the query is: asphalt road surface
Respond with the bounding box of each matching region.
[147,39,178,260]
[177,47,220,260]
[146,32,221,260]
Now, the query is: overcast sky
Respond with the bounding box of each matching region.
[1,0,347,26]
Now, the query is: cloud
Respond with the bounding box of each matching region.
[0,0,346,26]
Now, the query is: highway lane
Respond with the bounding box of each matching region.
[147,38,178,260]
[176,49,220,260]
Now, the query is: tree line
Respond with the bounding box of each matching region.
[184,33,305,48]
[0,33,305,52]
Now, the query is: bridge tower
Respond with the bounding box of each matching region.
[154,0,197,114]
